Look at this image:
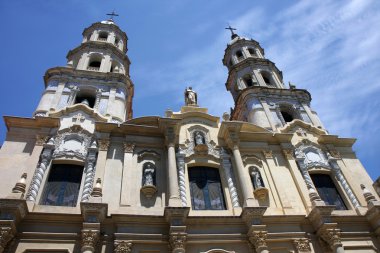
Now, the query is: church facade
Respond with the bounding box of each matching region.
[0,19,379,253]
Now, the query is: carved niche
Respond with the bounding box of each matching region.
[138,150,161,198]
[183,125,218,157]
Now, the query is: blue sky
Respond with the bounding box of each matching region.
[0,0,379,180]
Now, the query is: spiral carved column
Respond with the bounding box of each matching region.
[220,148,240,207]
[26,143,54,202]
[81,150,98,202]
[176,150,187,207]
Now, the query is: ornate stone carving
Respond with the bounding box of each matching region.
[81,229,99,252]
[248,231,268,252]
[293,238,311,252]
[141,162,157,198]
[81,150,98,202]
[262,150,273,159]
[123,142,135,153]
[182,126,219,158]
[114,241,132,253]
[98,139,110,151]
[91,178,103,198]
[137,150,161,162]
[0,224,16,253]
[220,148,240,207]
[282,149,294,160]
[35,135,49,146]
[26,147,54,202]
[176,149,187,206]
[169,233,186,253]
[318,226,342,250]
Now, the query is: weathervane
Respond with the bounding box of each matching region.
[106,10,119,21]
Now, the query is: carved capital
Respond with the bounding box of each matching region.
[318,225,342,250]
[165,127,176,146]
[0,223,16,253]
[114,240,132,253]
[282,149,294,160]
[248,230,268,251]
[81,229,99,252]
[123,143,135,153]
[262,150,273,159]
[35,135,49,146]
[241,207,267,226]
[98,139,110,151]
[169,233,186,253]
[293,238,311,252]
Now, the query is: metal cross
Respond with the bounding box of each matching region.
[107,11,119,20]
[225,25,237,36]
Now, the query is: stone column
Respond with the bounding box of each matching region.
[26,137,55,202]
[93,139,110,186]
[283,149,311,211]
[231,144,256,207]
[67,85,79,105]
[292,239,312,253]
[176,149,187,207]
[81,143,98,202]
[220,148,240,208]
[114,241,132,253]
[301,102,321,128]
[94,89,102,110]
[51,80,67,110]
[329,158,359,208]
[120,142,135,206]
[168,143,181,206]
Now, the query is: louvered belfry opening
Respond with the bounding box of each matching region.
[189,167,226,210]
[40,164,84,207]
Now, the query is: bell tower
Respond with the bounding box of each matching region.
[34,17,134,123]
[223,29,324,131]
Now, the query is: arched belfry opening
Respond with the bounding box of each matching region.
[75,89,96,108]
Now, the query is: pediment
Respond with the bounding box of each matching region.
[49,104,108,122]
[279,119,327,136]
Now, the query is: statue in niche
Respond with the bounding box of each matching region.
[194,131,205,146]
[250,167,264,190]
[142,162,156,187]
[184,87,197,106]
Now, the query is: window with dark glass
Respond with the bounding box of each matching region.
[310,174,347,210]
[189,167,226,210]
[280,110,294,123]
[40,164,84,207]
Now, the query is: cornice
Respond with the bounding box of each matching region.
[172,111,220,125]
[223,38,264,65]
[231,87,312,120]
[318,135,356,147]
[4,116,59,131]
[66,41,130,64]
[279,120,327,135]
[82,22,128,42]
[48,104,108,122]
[44,67,133,90]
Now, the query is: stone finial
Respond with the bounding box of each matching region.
[91,178,103,198]
[165,109,173,118]
[361,184,377,204]
[12,173,27,194]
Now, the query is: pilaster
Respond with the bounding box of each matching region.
[120,142,135,206]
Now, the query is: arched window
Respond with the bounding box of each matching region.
[261,72,274,86]
[40,164,84,207]
[247,48,256,56]
[236,50,244,61]
[310,174,347,210]
[281,110,294,123]
[189,167,226,210]
[98,31,108,41]
[278,104,298,123]
[243,75,254,87]
[114,37,120,46]
[75,90,96,108]
[87,55,102,71]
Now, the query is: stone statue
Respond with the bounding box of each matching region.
[194,131,205,145]
[184,87,197,106]
[142,162,156,186]
[250,167,264,190]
